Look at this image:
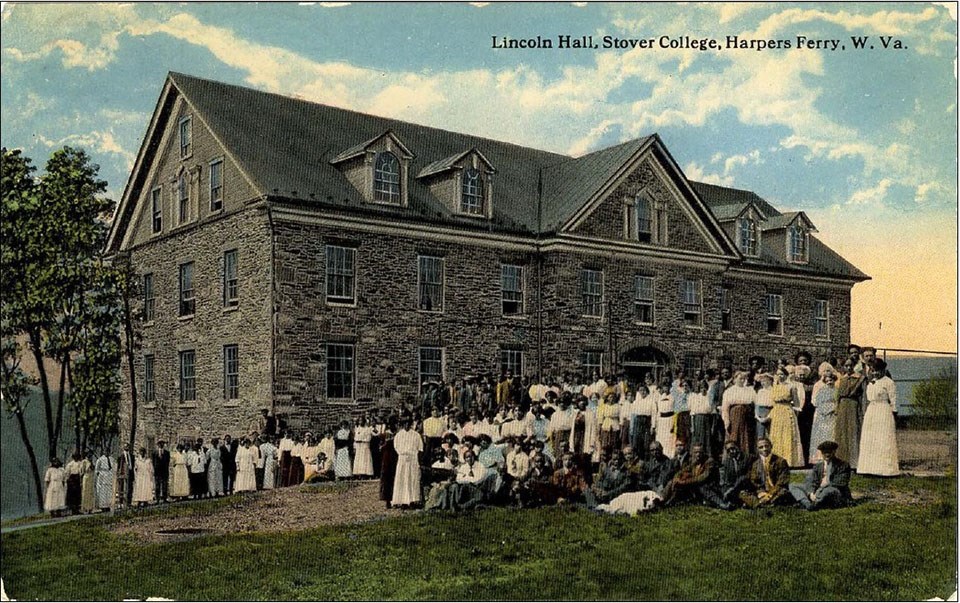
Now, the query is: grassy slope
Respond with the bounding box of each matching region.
[1,476,955,601]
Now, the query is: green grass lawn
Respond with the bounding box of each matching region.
[1,476,955,601]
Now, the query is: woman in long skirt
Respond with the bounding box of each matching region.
[722,372,756,455]
[80,450,97,513]
[64,452,84,514]
[688,380,714,454]
[754,373,774,440]
[132,448,155,506]
[261,437,278,489]
[207,438,224,496]
[290,434,305,486]
[834,360,866,468]
[767,368,805,467]
[44,458,67,516]
[809,371,838,463]
[379,423,398,507]
[391,419,423,507]
[94,453,115,511]
[234,439,258,492]
[170,444,191,499]
[334,422,354,479]
[353,417,374,478]
[654,385,676,458]
[630,385,656,460]
[858,360,900,476]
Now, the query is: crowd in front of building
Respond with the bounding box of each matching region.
[42,343,898,517]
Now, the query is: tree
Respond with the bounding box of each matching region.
[911,366,958,428]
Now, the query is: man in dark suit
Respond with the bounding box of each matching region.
[739,437,791,508]
[636,441,674,493]
[719,439,753,507]
[117,443,133,507]
[790,440,853,510]
[660,444,729,509]
[152,440,171,502]
[220,434,238,494]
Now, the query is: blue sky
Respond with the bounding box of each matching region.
[1,2,957,351]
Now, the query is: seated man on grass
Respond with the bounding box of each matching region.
[637,441,675,494]
[551,451,589,504]
[790,440,853,510]
[739,437,791,509]
[660,444,730,509]
[719,440,753,508]
[586,448,630,507]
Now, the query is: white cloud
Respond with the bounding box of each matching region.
[683,161,733,186]
[848,178,893,205]
[37,130,136,171]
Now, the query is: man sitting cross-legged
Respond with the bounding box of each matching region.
[790,440,853,510]
[739,437,792,509]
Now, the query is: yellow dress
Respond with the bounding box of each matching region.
[768,384,805,467]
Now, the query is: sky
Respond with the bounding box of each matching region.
[1,1,957,353]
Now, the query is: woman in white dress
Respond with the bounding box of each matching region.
[94,453,115,510]
[132,447,155,506]
[808,370,838,463]
[170,444,191,499]
[654,383,676,459]
[858,360,900,476]
[353,417,375,477]
[234,438,258,492]
[44,458,67,516]
[334,421,354,479]
[391,418,424,507]
[207,438,225,496]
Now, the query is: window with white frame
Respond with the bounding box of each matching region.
[681,279,702,327]
[419,346,444,386]
[418,256,444,312]
[223,344,239,400]
[178,172,189,224]
[209,159,223,211]
[143,273,155,322]
[373,152,401,203]
[326,343,354,399]
[461,169,484,215]
[634,275,654,325]
[326,245,356,304]
[223,249,238,308]
[501,264,523,315]
[719,286,732,332]
[634,195,653,243]
[143,354,155,404]
[813,299,829,337]
[789,224,809,263]
[179,350,196,402]
[581,269,603,317]
[179,116,192,158]
[581,350,603,377]
[766,293,783,335]
[500,348,523,376]
[738,216,759,256]
[178,262,195,317]
[151,187,162,233]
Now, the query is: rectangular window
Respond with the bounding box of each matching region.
[179,262,195,317]
[151,187,162,233]
[681,279,702,327]
[326,343,354,399]
[326,246,356,304]
[501,264,523,316]
[766,293,784,335]
[179,350,196,402]
[209,159,223,211]
[418,256,444,312]
[143,273,155,322]
[634,275,655,325]
[143,354,155,404]
[789,226,809,263]
[683,352,703,376]
[223,344,239,400]
[813,299,829,337]
[178,173,189,223]
[581,269,603,317]
[179,117,192,158]
[223,250,238,308]
[581,351,603,377]
[738,218,758,255]
[720,286,732,332]
[500,348,523,376]
[419,346,444,387]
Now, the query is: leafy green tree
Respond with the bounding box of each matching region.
[911,366,958,428]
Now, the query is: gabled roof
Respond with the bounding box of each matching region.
[710,202,765,222]
[330,130,414,164]
[689,181,780,219]
[761,211,818,232]
[417,148,495,179]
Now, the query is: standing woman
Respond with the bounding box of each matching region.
[596,392,621,456]
[132,447,155,506]
[809,370,839,463]
[630,384,657,460]
[334,421,354,480]
[170,444,191,500]
[290,434,305,486]
[754,373,774,441]
[207,438,224,497]
[391,418,424,508]
[234,438,258,493]
[721,372,756,455]
[80,450,97,514]
[792,351,819,464]
[64,452,84,514]
[858,360,900,476]
[834,359,866,469]
[353,416,375,478]
[278,431,294,487]
[654,383,676,459]
[688,381,714,456]
[379,418,399,507]
[767,367,805,467]
[94,451,115,511]
[260,436,278,490]
[44,458,67,517]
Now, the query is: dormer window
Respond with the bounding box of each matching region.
[373,152,401,204]
[788,224,809,263]
[461,169,484,215]
[624,192,666,244]
[738,215,759,256]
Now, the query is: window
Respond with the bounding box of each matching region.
[326,246,356,304]
[209,159,223,211]
[179,117,192,158]
[681,279,702,327]
[223,250,238,308]
[143,354,155,404]
[373,152,401,203]
[418,256,444,312]
[419,346,444,386]
[223,344,239,400]
[151,187,162,233]
[813,299,829,337]
[789,224,809,263]
[719,286,732,332]
[766,293,783,335]
[581,269,603,317]
[501,264,523,315]
[500,348,523,376]
[178,172,189,223]
[634,275,654,325]
[179,262,195,317]
[581,351,603,377]
[179,350,196,402]
[461,169,484,215]
[143,273,155,322]
[738,216,759,256]
[326,343,354,399]
[683,352,703,376]
[636,195,653,242]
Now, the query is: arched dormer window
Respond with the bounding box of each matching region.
[461,169,484,215]
[738,215,759,256]
[788,223,809,263]
[625,192,665,244]
[373,152,401,204]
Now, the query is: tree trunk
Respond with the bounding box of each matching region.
[123,293,138,474]
[54,354,69,455]
[29,328,56,459]
[12,407,45,512]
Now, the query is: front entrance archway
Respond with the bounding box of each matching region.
[620,345,672,386]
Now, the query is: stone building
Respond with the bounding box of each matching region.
[106,72,868,441]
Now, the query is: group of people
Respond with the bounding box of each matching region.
[43,344,899,517]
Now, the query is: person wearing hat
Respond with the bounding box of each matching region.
[857,359,899,476]
[152,439,171,503]
[747,356,766,389]
[789,440,852,510]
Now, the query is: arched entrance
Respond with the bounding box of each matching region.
[620,346,672,386]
